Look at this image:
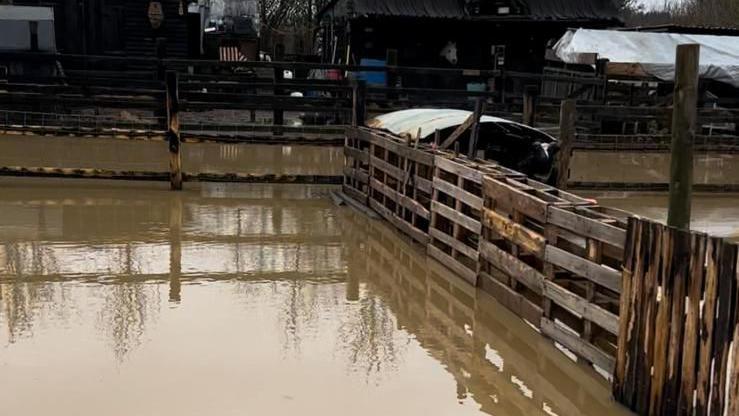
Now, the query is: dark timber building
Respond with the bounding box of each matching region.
[317,0,622,72]
[11,0,191,57]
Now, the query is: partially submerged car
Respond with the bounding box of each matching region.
[367,108,559,184]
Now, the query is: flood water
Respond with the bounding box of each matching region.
[0,178,630,416]
[589,192,739,242]
[570,151,739,185]
[0,134,343,176]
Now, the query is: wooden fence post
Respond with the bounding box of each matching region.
[556,99,576,189]
[166,71,182,190]
[522,85,538,126]
[667,44,699,230]
[352,79,367,127]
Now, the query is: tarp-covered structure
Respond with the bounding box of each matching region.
[553,28,739,88]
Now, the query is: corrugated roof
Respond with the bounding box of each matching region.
[0,5,54,21]
[319,0,619,21]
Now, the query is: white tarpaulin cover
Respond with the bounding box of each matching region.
[553,28,739,87]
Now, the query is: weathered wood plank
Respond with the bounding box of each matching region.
[678,232,707,414]
[369,198,429,245]
[695,237,721,416]
[479,270,543,327]
[613,217,639,402]
[429,228,478,260]
[344,146,369,163]
[541,317,615,373]
[370,177,430,220]
[366,131,435,165]
[648,225,673,416]
[343,166,369,184]
[479,239,545,295]
[434,156,485,183]
[427,244,478,285]
[544,245,621,293]
[548,206,627,249]
[542,280,619,335]
[370,155,404,180]
[433,176,483,210]
[663,229,691,414]
[483,177,548,222]
[431,200,482,235]
[709,241,737,415]
[483,208,546,257]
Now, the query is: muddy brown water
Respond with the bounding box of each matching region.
[587,192,739,242]
[0,135,343,176]
[0,178,631,416]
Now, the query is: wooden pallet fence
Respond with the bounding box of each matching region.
[343,127,631,376]
[427,155,506,285]
[614,218,739,416]
[343,127,371,204]
[363,128,435,245]
[478,173,627,373]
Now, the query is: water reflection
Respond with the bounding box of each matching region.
[341,210,629,415]
[0,179,629,415]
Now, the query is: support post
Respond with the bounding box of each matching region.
[467,98,484,159]
[352,79,367,127]
[555,99,576,189]
[166,71,183,190]
[522,85,538,126]
[667,44,699,230]
[273,66,284,135]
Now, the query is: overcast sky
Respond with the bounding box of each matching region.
[634,0,684,10]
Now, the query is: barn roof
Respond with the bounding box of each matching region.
[317,0,620,22]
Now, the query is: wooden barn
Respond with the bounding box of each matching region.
[317,0,622,75]
[10,0,193,57]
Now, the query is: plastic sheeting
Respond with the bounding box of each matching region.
[554,29,739,87]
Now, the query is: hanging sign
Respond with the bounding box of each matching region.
[148,1,164,29]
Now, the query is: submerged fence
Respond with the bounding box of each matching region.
[344,125,739,415]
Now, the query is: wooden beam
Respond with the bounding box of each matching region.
[556,99,576,190]
[440,102,484,150]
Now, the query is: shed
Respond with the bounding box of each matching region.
[0,5,56,52]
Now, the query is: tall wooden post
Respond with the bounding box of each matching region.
[667,44,699,230]
[556,99,576,189]
[522,85,538,126]
[352,79,367,127]
[166,71,183,190]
